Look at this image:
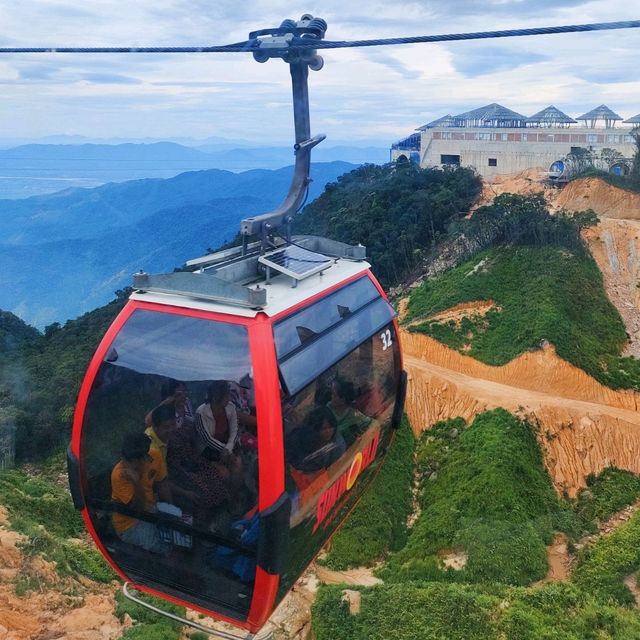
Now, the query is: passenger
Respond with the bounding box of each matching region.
[287,406,346,474]
[229,378,257,432]
[328,377,372,446]
[144,404,177,462]
[356,371,395,418]
[145,379,194,430]
[195,381,243,488]
[111,433,171,553]
[166,419,231,515]
[146,404,198,507]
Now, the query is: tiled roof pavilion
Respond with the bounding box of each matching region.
[527,105,577,127]
[576,104,623,127]
[624,113,640,124]
[452,103,528,127]
[417,114,455,130]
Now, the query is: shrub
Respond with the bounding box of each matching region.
[574,467,640,530]
[572,509,640,605]
[115,589,184,640]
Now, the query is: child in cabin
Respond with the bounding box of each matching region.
[111,432,172,554]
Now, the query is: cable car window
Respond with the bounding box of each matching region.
[273,276,380,359]
[80,310,258,621]
[278,296,395,396]
[279,318,401,598]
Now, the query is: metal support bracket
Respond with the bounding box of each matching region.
[132,271,267,307]
[122,583,273,640]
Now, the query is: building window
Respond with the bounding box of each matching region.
[488,158,497,167]
[440,154,461,166]
[587,134,598,144]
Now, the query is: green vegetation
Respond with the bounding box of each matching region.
[0,294,126,461]
[313,583,500,640]
[313,581,640,640]
[573,509,640,606]
[295,163,482,288]
[575,467,640,532]
[115,589,184,640]
[321,416,415,569]
[312,413,640,639]
[380,410,567,586]
[406,245,636,389]
[0,464,113,584]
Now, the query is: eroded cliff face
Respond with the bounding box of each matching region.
[401,329,640,497]
[551,178,640,357]
[554,177,640,220]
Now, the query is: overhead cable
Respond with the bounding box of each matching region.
[0,20,638,54]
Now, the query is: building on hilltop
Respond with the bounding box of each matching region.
[390,103,638,179]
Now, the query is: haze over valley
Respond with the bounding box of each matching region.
[0,149,361,328]
[0,140,387,199]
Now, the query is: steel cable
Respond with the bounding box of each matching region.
[0,20,638,54]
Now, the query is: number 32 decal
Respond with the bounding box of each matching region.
[380,328,393,351]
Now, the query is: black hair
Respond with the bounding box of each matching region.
[206,380,230,404]
[160,378,181,400]
[151,403,175,427]
[333,377,356,404]
[307,405,337,432]
[121,433,151,461]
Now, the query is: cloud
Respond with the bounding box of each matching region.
[452,46,547,77]
[81,73,142,85]
[0,0,638,143]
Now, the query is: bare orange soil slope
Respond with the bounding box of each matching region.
[402,330,640,497]
[555,177,640,220]
[0,507,124,640]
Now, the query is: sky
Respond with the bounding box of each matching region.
[0,1,639,146]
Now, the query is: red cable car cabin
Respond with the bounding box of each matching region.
[68,240,406,633]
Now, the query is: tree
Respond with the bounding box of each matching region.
[629,128,640,189]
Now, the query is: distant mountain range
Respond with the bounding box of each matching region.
[0,142,388,199]
[0,161,358,328]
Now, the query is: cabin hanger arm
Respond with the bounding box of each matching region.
[239,15,327,248]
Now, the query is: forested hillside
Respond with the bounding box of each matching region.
[294,163,482,287]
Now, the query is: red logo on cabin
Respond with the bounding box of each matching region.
[312,431,380,533]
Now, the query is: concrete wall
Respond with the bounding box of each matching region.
[418,126,636,178]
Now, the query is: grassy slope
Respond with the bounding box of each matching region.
[405,246,640,390]
[379,410,563,586]
[320,416,415,570]
[313,410,640,639]
[0,462,113,585]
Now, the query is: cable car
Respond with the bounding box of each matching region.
[67,15,407,638]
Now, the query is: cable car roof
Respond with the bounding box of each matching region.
[130,255,371,319]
